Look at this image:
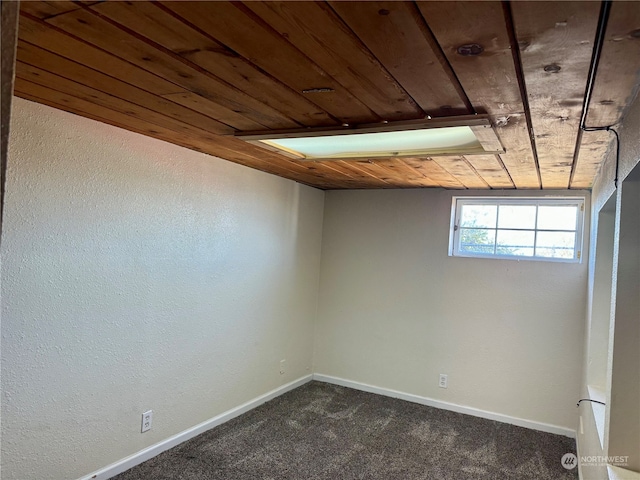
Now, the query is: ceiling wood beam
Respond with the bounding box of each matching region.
[511,1,600,189]
[571,2,640,189]
[416,1,540,189]
[329,0,472,117]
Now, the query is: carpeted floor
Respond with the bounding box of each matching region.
[114,381,578,479]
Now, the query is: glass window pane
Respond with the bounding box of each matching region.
[453,198,583,262]
[537,205,577,231]
[496,229,535,257]
[498,205,537,229]
[460,205,497,228]
[459,228,495,254]
[536,231,576,258]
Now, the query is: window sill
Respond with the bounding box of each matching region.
[607,465,640,480]
[588,384,606,450]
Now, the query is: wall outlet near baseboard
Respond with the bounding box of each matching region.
[439,374,448,388]
[279,359,286,375]
[141,410,153,433]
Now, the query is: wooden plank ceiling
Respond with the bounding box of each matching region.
[14,1,640,190]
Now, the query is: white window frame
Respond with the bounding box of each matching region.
[449,197,585,263]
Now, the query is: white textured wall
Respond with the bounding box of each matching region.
[1,98,324,480]
[315,188,589,430]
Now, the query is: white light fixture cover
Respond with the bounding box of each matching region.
[236,116,504,161]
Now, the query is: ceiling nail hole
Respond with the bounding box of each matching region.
[630,29,640,38]
[544,64,561,73]
[378,9,390,15]
[456,44,483,56]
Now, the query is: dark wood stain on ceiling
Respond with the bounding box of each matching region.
[14,1,640,190]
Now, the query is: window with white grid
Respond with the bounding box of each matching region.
[450,197,585,262]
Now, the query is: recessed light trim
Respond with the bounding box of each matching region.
[236,116,505,161]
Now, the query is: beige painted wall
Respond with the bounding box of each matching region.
[1,99,324,480]
[608,169,640,472]
[579,88,640,479]
[314,188,589,431]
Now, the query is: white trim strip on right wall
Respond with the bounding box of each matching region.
[313,374,576,439]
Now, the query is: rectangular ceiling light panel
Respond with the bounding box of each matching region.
[236,116,504,161]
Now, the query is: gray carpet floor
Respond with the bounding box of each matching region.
[114,381,578,479]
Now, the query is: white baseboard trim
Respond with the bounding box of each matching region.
[313,373,576,439]
[78,375,313,480]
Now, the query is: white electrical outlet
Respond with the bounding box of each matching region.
[439,374,448,388]
[141,410,153,433]
[279,359,286,375]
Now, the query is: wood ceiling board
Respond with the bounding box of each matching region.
[151,92,264,128]
[376,159,442,187]
[156,92,265,132]
[326,160,397,186]
[511,1,601,189]
[244,1,422,121]
[15,61,236,139]
[343,159,435,188]
[17,17,272,131]
[17,1,638,191]
[430,156,489,189]
[492,113,541,189]
[416,1,540,189]
[396,158,442,187]
[329,0,470,117]
[401,157,466,189]
[287,161,363,189]
[315,160,394,188]
[161,1,378,124]
[89,1,337,128]
[571,2,640,189]
[463,154,515,189]
[45,8,300,130]
[18,13,183,96]
[19,1,89,20]
[417,2,523,115]
[584,2,640,128]
[16,42,237,136]
[571,130,611,189]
